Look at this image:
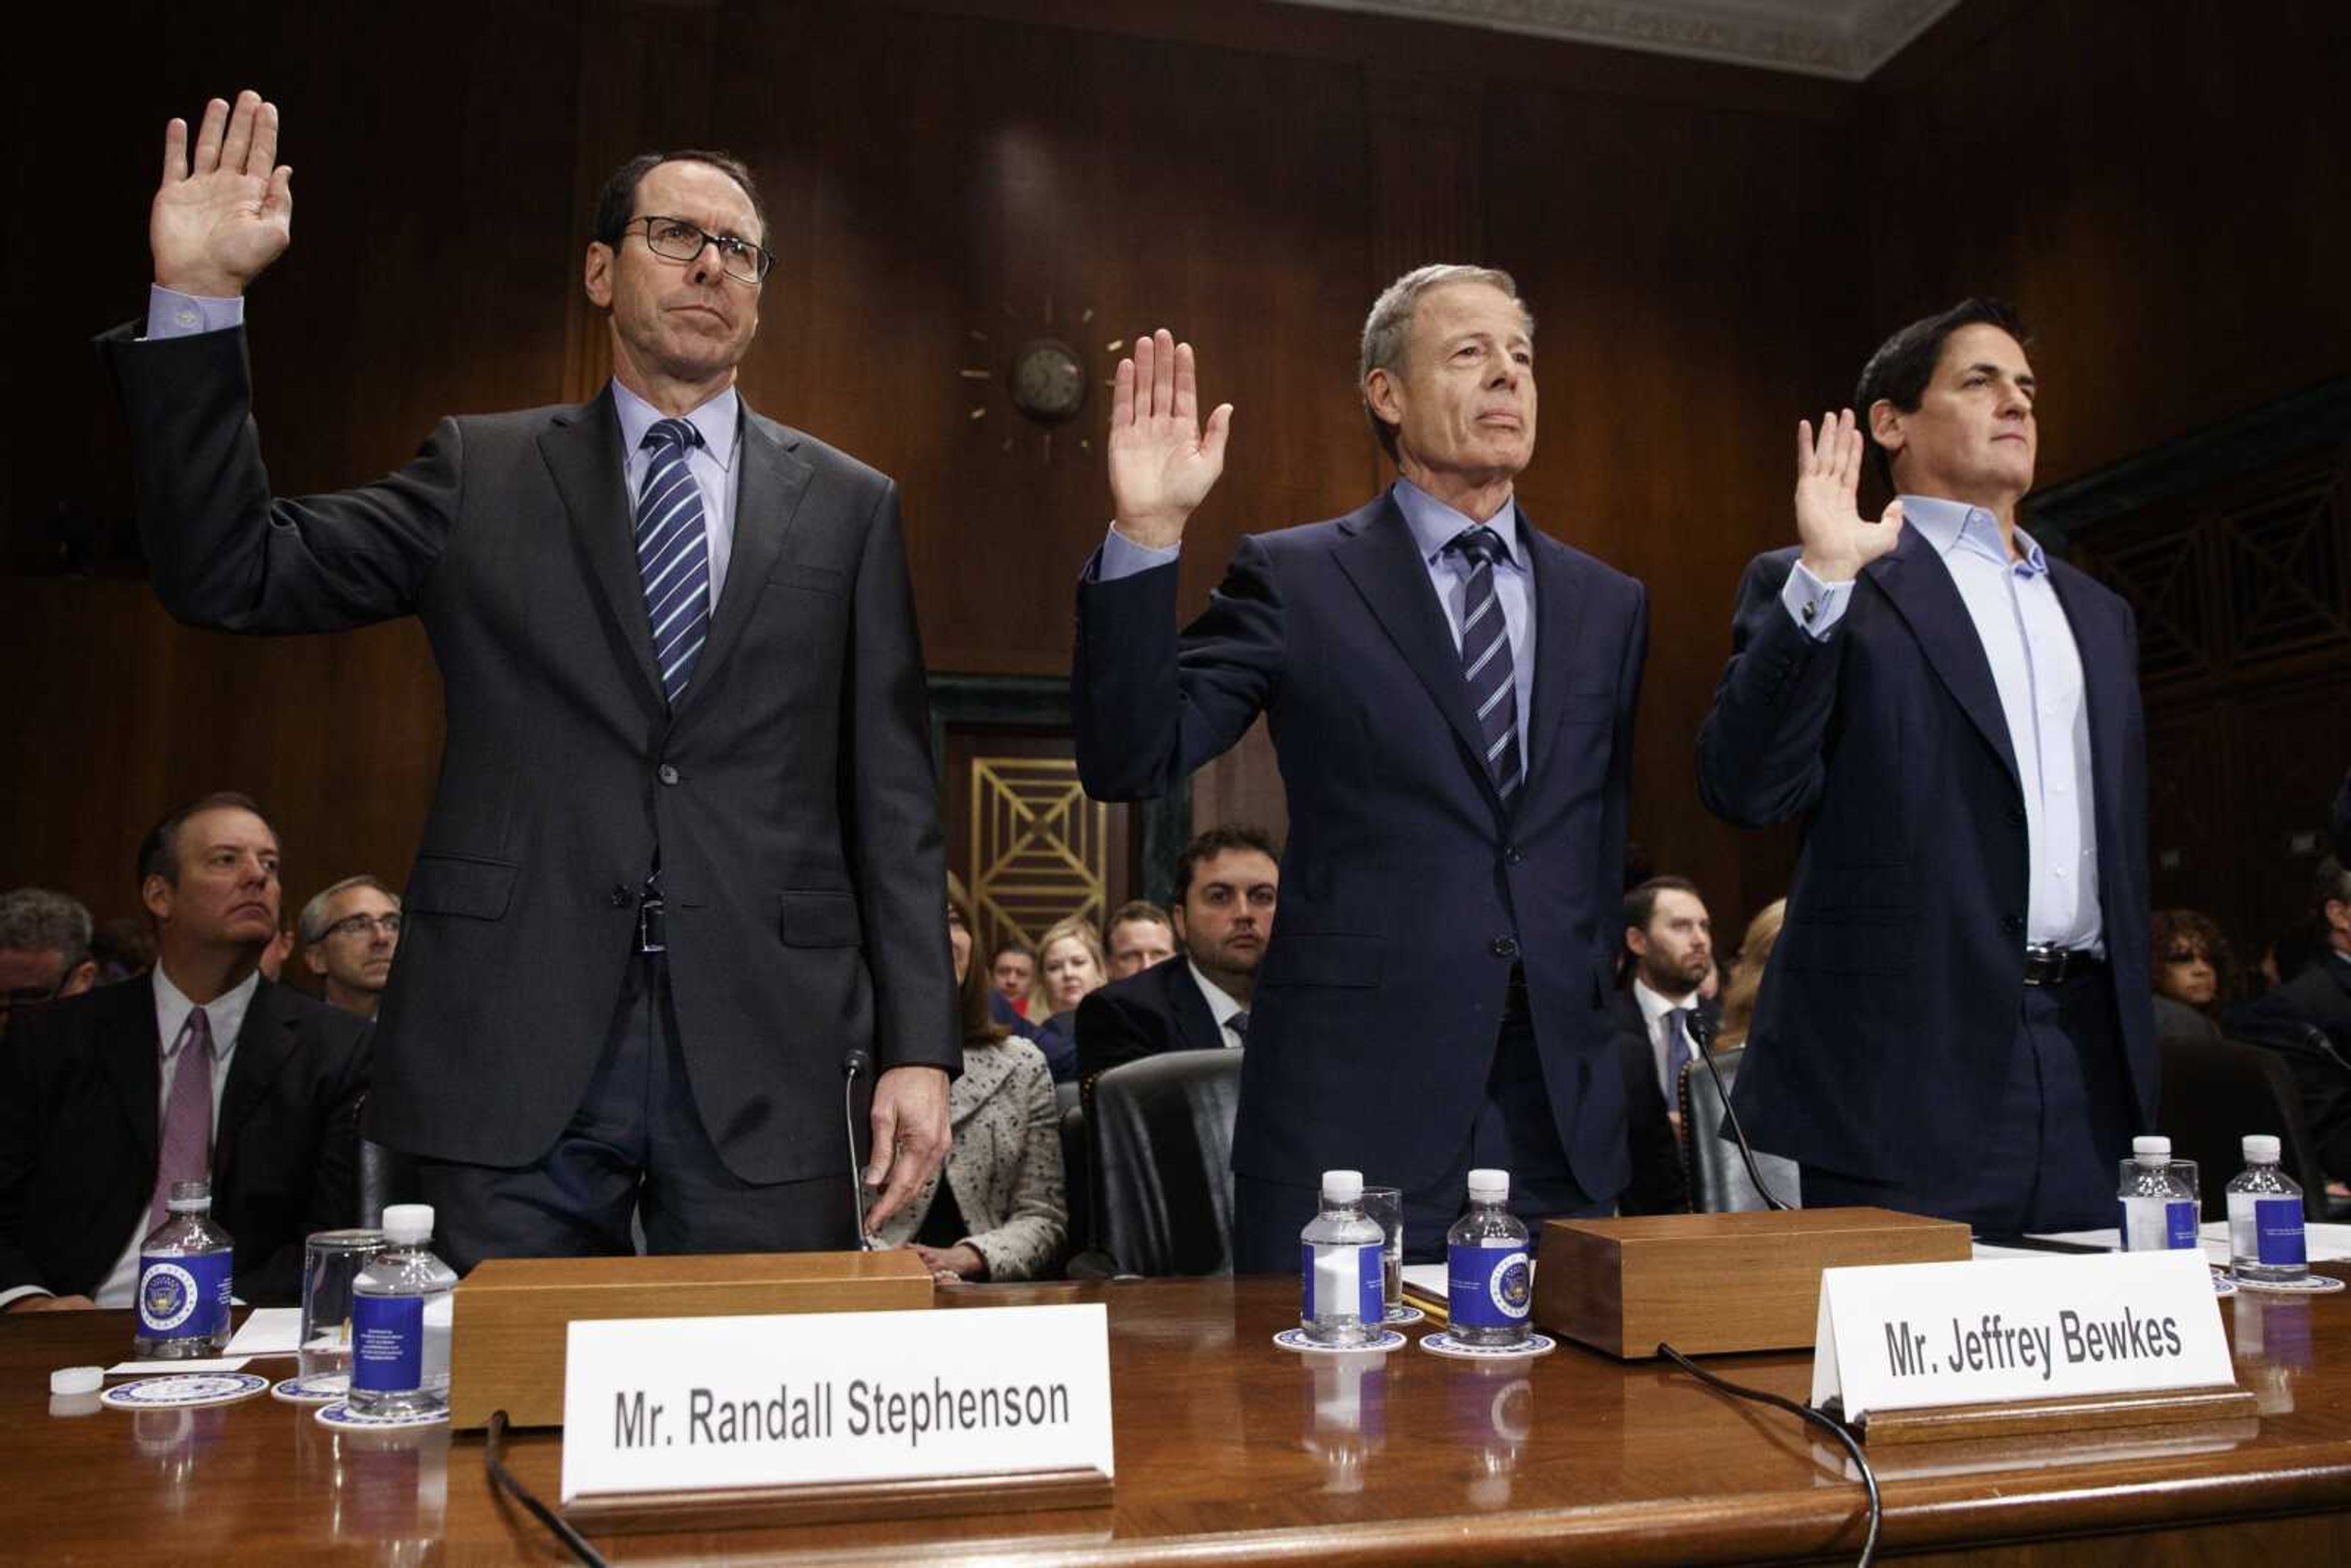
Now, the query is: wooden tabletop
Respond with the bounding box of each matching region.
[6,1269,2349,1564]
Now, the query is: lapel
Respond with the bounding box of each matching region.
[1331,495,1502,814]
[97,979,162,1174]
[1169,961,1224,1051]
[673,406,815,725]
[1520,520,1589,800]
[1864,524,2022,793]
[538,389,667,713]
[214,980,299,1191]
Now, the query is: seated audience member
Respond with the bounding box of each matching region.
[298,875,402,1019]
[989,940,1038,1021]
[875,877,1067,1281]
[0,793,371,1310]
[1078,825,1278,1087]
[90,915,156,983]
[2231,858,2351,1184]
[1714,899,1787,1051]
[2150,909,2232,1042]
[0,888,100,1040]
[1106,899,1179,980]
[1028,916,1110,1081]
[1611,877,1714,1214]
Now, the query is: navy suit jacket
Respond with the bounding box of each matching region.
[1075,956,1226,1089]
[1073,492,1648,1199]
[1697,531,2157,1182]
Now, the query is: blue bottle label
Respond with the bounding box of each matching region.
[2117,1197,2200,1251]
[2256,1196,2307,1266]
[2166,1198,2199,1249]
[1447,1243,1532,1328]
[138,1251,231,1339]
[351,1295,424,1393]
[1300,1242,1382,1324]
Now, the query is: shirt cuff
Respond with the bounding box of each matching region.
[145,285,246,340]
[1780,561,1853,639]
[1096,523,1180,582]
[0,1285,56,1311]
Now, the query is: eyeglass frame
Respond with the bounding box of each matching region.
[624,215,774,284]
[321,912,403,942]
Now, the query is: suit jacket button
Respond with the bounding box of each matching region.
[1491,936,1521,959]
[1504,847,1525,866]
[658,763,681,786]
[609,885,631,908]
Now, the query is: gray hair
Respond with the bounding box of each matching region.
[298,874,402,945]
[0,888,94,969]
[1358,264,1533,462]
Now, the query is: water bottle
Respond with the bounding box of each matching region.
[2226,1135,2307,1285]
[1299,1170,1384,1347]
[1445,1168,1532,1348]
[134,1180,234,1360]
[2117,1136,2198,1252]
[348,1204,458,1417]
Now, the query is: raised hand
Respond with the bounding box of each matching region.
[1793,408,1903,583]
[152,91,291,298]
[1106,328,1234,549]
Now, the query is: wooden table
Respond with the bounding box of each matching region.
[6,1270,2349,1563]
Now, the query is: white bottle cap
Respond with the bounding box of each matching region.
[1319,1170,1363,1204]
[381,1204,436,1244]
[1467,1168,1509,1202]
[50,1367,103,1396]
[2132,1136,2172,1163]
[2242,1134,2282,1163]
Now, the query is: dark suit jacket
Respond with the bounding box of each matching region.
[1076,957,1226,1089]
[2230,956,2351,1181]
[1606,987,1711,1215]
[1697,533,2157,1183]
[1074,492,1648,1199]
[0,976,370,1305]
[99,324,958,1184]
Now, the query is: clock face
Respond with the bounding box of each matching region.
[1008,338,1087,426]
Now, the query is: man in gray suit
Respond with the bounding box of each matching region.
[100,91,955,1269]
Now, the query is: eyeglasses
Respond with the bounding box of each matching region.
[628,216,773,284]
[324,913,402,941]
[2162,948,2209,966]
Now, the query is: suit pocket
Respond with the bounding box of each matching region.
[1262,931,1381,989]
[770,561,846,595]
[778,890,863,947]
[405,853,518,920]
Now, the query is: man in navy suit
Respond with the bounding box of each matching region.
[1699,299,2154,1233]
[1073,266,1648,1267]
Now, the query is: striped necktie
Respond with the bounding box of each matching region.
[1444,524,1521,798]
[636,418,712,704]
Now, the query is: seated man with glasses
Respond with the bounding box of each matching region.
[0,888,101,1040]
[298,876,403,1020]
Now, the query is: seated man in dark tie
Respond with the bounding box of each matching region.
[1611,876,1714,1214]
[1077,825,1279,1089]
[0,792,371,1311]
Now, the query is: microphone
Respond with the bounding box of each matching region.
[1687,1008,1793,1212]
[842,1048,878,1250]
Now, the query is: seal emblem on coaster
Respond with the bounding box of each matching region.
[100,1373,271,1410]
[315,1401,449,1430]
[1273,1326,1408,1354]
[1417,1330,1558,1360]
[271,1375,350,1405]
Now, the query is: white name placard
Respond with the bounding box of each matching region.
[560,1304,1113,1506]
[1810,1249,2231,1422]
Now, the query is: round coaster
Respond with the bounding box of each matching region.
[100,1373,271,1411]
[271,1374,350,1405]
[2210,1270,2238,1297]
[1382,1303,1427,1326]
[2232,1271,2346,1295]
[1272,1326,1409,1355]
[1418,1330,1558,1360]
[315,1400,450,1430]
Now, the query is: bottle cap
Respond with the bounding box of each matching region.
[50,1367,103,1396]
[1319,1170,1363,1204]
[1467,1168,1509,1201]
[2242,1134,2282,1163]
[165,1179,212,1213]
[2132,1135,2172,1162]
[381,1203,436,1244]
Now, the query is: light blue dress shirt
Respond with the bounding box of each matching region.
[1095,478,1537,763]
[1782,496,2101,951]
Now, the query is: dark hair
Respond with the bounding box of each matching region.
[2317,856,2351,917]
[1622,874,1701,937]
[591,149,768,250]
[989,937,1035,964]
[2150,908,2236,1018]
[136,791,270,889]
[1853,297,2029,489]
[945,872,1007,1049]
[1107,899,1173,934]
[1174,824,1281,905]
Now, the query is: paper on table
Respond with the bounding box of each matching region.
[2031,1220,2351,1267]
[1401,1262,1447,1298]
[225,1307,302,1356]
[105,1357,252,1376]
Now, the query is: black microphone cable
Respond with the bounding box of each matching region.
[486,1409,611,1567]
[844,1047,877,1249]
[1689,1009,1792,1211]
[1655,1344,1881,1567]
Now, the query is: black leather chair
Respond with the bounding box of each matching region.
[2160,1032,2330,1220]
[1055,1079,1091,1267]
[1676,1046,1802,1214]
[356,1136,421,1229]
[1081,1049,1242,1277]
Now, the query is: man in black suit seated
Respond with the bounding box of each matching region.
[0,888,101,1040]
[0,793,371,1310]
[1610,876,1714,1214]
[1077,826,1278,1089]
[2231,857,2351,1184]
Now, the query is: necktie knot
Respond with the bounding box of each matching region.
[643,417,705,456]
[1227,1010,1250,1043]
[178,1006,214,1062]
[1445,524,1508,570]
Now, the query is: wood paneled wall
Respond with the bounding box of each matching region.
[6,0,2341,948]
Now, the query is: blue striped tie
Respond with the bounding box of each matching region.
[1445,525,1521,798]
[636,418,711,704]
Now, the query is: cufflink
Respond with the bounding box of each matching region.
[175,307,200,328]
[1802,600,1818,624]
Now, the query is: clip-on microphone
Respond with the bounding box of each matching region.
[842,1048,879,1250]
